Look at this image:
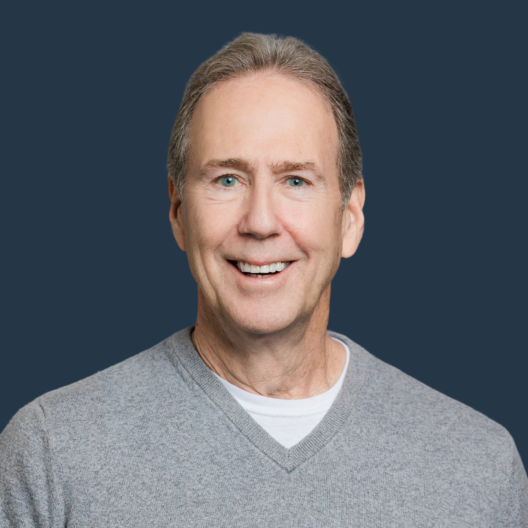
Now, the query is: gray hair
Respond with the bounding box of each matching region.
[167,32,362,208]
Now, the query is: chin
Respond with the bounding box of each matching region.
[224,303,304,336]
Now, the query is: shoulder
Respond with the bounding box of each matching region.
[1,329,192,444]
[332,331,519,477]
[370,345,511,448]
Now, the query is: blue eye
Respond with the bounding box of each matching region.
[287,177,305,187]
[219,176,237,187]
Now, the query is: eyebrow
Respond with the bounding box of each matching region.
[199,158,253,176]
[270,161,321,175]
[200,158,324,179]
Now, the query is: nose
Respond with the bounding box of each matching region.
[239,180,282,239]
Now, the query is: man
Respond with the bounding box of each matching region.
[1,32,527,526]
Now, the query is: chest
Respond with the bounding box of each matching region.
[58,420,499,527]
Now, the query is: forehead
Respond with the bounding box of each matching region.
[188,72,339,172]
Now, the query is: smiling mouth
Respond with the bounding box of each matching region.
[229,260,292,278]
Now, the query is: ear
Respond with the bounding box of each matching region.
[168,176,186,252]
[341,177,365,258]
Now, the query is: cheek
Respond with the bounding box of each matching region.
[185,203,232,265]
[282,202,342,258]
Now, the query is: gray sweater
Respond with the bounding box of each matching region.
[1,328,527,527]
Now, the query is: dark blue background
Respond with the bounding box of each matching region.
[1,0,527,467]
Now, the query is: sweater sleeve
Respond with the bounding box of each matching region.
[496,434,528,527]
[0,401,64,528]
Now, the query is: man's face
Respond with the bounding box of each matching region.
[170,72,364,335]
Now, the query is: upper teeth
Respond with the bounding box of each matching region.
[236,261,291,274]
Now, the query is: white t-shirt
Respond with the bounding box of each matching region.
[212,338,350,448]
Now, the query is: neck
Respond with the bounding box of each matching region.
[191,286,346,399]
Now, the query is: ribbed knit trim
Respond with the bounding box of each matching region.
[166,327,372,472]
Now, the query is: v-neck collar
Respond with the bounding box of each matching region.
[166,327,371,472]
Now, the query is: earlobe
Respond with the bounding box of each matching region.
[168,176,187,252]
